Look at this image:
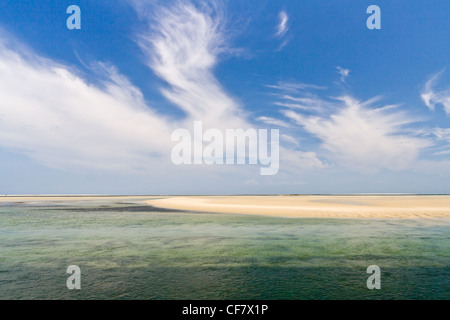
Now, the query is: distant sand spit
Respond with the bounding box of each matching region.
[1,195,449,219]
[145,195,450,219]
[0,195,151,202]
[0,195,161,206]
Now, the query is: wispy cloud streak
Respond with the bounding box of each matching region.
[137,1,245,127]
[275,11,289,38]
[287,97,430,170]
[421,70,450,114]
[0,35,173,170]
[336,66,350,83]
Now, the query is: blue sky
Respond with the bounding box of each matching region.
[0,0,450,194]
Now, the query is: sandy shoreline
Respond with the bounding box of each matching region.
[0,195,449,219]
[145,195,450,219]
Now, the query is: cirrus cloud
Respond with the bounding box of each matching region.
[0,34,173,171]
[421,70,450,114]
[280,95,431,171]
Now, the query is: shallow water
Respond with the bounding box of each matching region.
[0,202,449,299]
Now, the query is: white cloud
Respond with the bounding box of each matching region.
[276,39,289,52]
[421,71,450,114]
[0,36,173,171]
[280,134,299,146]
[136,2,323,174]
[137,1,246,128]
[274,101,323,112]
[266,84,333,114]
[283,96,431,171]
[275,11,289,38]
[336,66,350,83]
[265,81,326,93]
[434,149,450,156]
[433,127,450,142]
[256,116,291,128]
[280,146,327,170]
[0,3,323,179]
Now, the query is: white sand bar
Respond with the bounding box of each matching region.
[145,195,450,219]
[1,195,449,219]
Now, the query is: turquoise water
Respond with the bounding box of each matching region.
[0,201,449,299]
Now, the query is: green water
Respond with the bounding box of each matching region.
[0,201,449,299]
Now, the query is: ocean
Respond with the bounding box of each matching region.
[0,199,448,299]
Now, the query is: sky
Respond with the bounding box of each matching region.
[0,0,450,195]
